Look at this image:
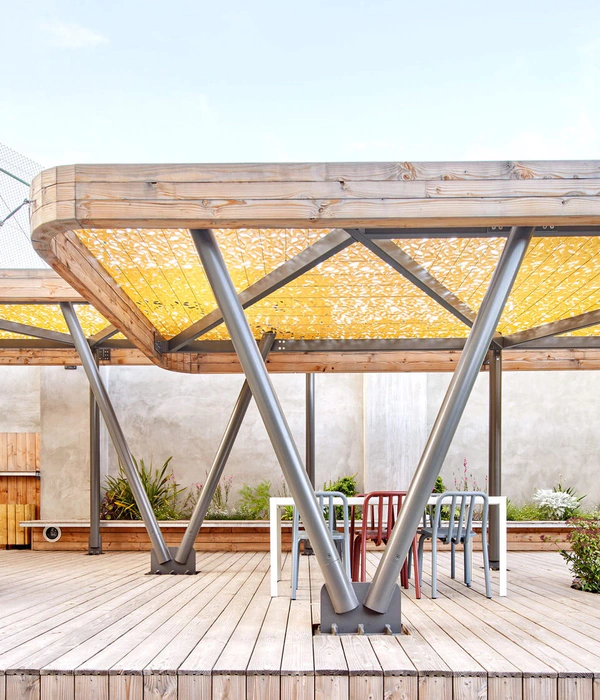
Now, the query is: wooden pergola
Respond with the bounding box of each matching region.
[3,159,600,624]
[2,160,600,372]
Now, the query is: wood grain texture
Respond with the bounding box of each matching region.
[5,673,40,700]
[74,674,109,700]
[0,271,83,303]
[109,674,143,700]
[5,346,600,373]
[41,674,74,700]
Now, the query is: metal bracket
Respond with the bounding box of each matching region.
[154,334,168,354]
[150,546,196,575]
[96,348,111,361]
[320,583,402,634]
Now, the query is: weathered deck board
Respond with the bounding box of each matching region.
[0,550,599,700]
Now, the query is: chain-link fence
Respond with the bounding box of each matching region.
[0,142,47,268]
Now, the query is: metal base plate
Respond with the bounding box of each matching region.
[150,546,196,575]
[320,582,402,634]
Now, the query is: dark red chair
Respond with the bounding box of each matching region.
[350,491,421,598]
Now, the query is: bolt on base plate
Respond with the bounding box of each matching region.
[150,546,196,575]
[320,582,402,635]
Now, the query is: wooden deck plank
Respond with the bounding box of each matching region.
[0,549,598,699]
[178,555,270,675]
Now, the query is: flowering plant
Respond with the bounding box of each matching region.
[533,488,581,520]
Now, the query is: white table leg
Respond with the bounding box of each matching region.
[498,498,507,596]
[269,501,283,597]
[270,500,280,597]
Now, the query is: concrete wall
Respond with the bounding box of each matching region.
[101,367,364,504]
[0,366,40,432]
[2,365,599,519]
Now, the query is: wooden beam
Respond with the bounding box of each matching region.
[2,347,600,371]
[0,270,84,303]
[38,229,162,364]
[31,162,600,234]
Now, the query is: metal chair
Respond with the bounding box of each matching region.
[418,490,491,599]
[350,491,421,599]
[290,490,351,600]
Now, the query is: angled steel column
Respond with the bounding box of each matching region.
[488,347,502,566]
[365,226,534,613]
[88,350,102,554]
[191,229,358,613]
[306,373,316,487]
[175,331,276,564]
[60,302,172,564]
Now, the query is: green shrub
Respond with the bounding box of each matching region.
[506,500,546,521]
[238,480,272,520]
[323,474,358,497]
[323,474,358,519]
[433,476,445,494]
[101,456,185,520]
[560,515,600,593]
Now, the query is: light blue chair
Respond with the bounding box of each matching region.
[418,491,491,599]
[291,491,351,600]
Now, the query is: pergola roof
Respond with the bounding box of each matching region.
[11,160,600,372]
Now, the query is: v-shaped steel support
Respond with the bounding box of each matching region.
[175,331,276,564]
[61,302,172,564]
[364,226,534,613]
[191,229,359,614]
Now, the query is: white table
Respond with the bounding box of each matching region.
[269,494,507,597]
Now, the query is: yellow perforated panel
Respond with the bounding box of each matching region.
[0,305,109,340]
[75,228,331,339]
[70,228,600,341]
[396,236,600,334]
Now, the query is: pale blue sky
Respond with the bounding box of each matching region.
[1,0,599,166]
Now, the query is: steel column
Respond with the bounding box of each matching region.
[488,347,502,566]
[89,351,102,554]
[60,302,172,564]
[175,331,276,564]
[306,373,316,487]
[191,229,358,613]
[364,226,534,613]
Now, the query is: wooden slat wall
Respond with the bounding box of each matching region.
[0,433,40,472]
[0,504,36,545]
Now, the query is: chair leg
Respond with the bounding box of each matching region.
[400,560,408,589]
[481,529,492,598]
[431,537,438,599]
[360,536,367,582]
[451,541,456,579]
[351,536,361,582]
[412,536,421,599]
[464,537,472,587]
[417,534,426,583]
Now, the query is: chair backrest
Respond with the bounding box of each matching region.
[430,491,489,544]
[359,491,407,546]
[293,490,350,536]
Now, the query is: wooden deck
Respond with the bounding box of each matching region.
[0,549,599,699]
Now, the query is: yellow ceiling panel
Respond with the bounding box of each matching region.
[202,245,469,340]
[75,228,330,339]
[395,236,600,334]
[71,228,600,342]
[0,304,109,340]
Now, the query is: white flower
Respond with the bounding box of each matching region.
[533,489,579,519]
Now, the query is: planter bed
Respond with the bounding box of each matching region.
[20,519,573,552]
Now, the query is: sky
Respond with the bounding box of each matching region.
[1,0,599,167]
